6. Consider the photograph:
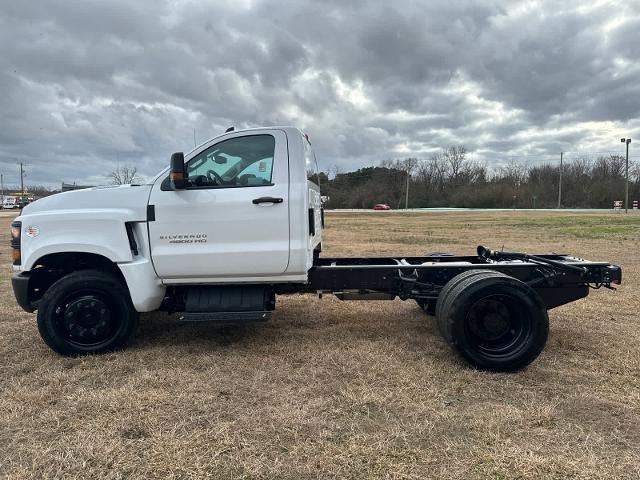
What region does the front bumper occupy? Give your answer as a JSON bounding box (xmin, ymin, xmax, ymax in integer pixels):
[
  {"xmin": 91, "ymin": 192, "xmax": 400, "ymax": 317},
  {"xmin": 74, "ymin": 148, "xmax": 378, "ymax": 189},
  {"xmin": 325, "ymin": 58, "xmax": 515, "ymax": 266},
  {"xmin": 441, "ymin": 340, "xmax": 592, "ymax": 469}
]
[{"xmin": 12, "ymin": 272, "xmax": 35, "ymax": 313}]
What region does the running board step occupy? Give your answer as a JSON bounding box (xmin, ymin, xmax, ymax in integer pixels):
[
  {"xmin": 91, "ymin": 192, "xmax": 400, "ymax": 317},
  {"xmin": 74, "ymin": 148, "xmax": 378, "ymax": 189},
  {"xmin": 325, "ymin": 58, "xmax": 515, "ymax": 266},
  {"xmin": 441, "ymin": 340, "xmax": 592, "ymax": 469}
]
[{"xmin": 179, "ymin": 311, "xmax": 272, "ymax": 323}]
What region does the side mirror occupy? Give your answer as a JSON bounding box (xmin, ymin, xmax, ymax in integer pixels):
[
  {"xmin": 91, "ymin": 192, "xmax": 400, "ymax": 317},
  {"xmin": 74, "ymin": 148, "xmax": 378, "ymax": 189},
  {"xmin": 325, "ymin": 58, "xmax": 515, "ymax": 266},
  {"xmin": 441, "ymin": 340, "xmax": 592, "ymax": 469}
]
[{"xmin": 169, "ymin": 152, "xmax": 186, "ymax": 190}]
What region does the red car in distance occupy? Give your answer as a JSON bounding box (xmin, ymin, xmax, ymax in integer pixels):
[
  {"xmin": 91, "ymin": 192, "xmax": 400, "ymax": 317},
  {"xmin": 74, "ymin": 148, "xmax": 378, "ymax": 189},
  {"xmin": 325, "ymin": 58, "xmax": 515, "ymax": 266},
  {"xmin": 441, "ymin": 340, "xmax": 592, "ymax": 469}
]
[{"xmin": 373, "ymin": 204, "xmax": 391, "ymax": 210}]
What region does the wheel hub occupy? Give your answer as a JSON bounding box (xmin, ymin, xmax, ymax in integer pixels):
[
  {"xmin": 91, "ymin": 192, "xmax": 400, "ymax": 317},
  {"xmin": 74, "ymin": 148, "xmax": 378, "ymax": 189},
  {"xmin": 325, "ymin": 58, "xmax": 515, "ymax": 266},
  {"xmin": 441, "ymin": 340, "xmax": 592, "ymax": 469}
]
[
  {"xmin": 466, "ymin": 295, "xmax": 528, "ymax": 356},
  {"xmin": 63, "ymin": 296, "xmax": 111, "ymax": 342},
  {"xmin": 469, "ymin": 299, "xmax": 511, "ymax": 341}
]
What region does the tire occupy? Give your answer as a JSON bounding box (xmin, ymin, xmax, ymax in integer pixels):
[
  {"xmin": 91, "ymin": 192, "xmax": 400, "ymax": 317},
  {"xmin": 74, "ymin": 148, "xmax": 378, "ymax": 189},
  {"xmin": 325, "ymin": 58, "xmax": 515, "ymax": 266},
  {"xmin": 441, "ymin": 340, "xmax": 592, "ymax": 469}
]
[
  {"xmin": 437, "ymin": 273, "xmax": 548, "ymax": 372},
  {"xmin": 435, "ymin": 270, "xmax": 506, "ymax": 336},
  {"xmin": 37, "ymin": 270, "xmax": 138, "ymax": 356}
]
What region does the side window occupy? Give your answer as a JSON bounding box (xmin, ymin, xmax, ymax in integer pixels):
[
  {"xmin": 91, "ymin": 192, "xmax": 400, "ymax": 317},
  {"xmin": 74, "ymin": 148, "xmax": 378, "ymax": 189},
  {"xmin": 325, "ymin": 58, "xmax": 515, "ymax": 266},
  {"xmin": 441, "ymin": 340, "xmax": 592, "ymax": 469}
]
[
  {"xmin": 185, "ymin": 134, "xmax": 275, "ymax": 188},
  {"xmin": 304, "ymin": 137, "xmax": 320, "ymax": 187}
]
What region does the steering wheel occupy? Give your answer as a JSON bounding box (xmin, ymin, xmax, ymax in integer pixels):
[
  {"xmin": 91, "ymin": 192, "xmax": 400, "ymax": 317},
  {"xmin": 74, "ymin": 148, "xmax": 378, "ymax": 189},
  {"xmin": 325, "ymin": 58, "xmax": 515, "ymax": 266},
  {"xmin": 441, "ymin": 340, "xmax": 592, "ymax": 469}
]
[{"xmin": 206, "ymin": 170, "xmax": 224, "ymax": 185}]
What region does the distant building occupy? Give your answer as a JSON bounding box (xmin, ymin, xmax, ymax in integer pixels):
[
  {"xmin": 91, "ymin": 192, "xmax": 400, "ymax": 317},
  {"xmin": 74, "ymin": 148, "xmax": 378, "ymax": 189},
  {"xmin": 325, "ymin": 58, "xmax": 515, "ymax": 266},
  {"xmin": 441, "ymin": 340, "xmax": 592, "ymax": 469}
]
[{"xmin": 61, "ymin": 182, "xmax": 94, "ymax": 192}]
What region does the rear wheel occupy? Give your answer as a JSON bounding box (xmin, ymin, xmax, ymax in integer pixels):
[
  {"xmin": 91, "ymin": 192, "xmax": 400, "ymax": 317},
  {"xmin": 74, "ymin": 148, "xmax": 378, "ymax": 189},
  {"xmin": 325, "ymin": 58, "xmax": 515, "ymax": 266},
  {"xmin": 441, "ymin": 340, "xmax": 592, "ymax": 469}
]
[
  {"xmin": 37, "ymin": 270, "xmax": 138, "ymax": 356},
  {"xmin": 436, "ymin": 270, "xmax": 506, "ymax": 338},
  {"xmin": 437, "ymin": 273, "xmax": 548, "ymax": 372}
]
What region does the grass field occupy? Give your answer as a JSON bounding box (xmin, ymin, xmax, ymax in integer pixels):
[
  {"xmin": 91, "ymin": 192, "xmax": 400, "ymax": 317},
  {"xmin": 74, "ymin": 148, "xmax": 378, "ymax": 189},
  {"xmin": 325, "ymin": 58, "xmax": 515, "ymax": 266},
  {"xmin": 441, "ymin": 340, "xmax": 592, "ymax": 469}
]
[{"xmin": 1, "ymin": 211, "xmax": 639, "ymax": 479}]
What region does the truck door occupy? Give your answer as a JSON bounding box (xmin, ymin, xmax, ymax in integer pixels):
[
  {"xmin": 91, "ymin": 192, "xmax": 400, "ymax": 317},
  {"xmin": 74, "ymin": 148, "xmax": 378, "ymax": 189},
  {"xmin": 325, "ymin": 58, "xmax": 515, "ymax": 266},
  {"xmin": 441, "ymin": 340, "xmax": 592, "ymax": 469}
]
[{"xmin": 148, "ymin": 130, "xmax": 289, "ymax": 280}]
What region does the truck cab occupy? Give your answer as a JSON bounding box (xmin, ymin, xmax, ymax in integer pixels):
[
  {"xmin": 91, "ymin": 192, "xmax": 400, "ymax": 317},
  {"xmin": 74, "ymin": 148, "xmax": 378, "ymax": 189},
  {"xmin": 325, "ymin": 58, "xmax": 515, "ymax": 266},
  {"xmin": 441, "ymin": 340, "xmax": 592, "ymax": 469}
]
[
  {"xmin": 12, "ymin": 127, "xmax": 322, "ymax": 352},
  {"xmin": 148, "ymin": 127, "xmax": 321, "ymax": 283}
]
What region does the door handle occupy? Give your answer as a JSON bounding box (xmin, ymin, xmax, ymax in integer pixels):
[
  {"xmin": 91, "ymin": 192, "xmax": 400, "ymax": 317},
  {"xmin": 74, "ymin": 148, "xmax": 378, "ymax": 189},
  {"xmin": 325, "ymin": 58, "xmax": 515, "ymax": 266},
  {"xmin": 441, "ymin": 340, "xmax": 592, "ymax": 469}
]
[{"xmin": 252, "ymin": 196, "xmax": 283, "ymax": 204}]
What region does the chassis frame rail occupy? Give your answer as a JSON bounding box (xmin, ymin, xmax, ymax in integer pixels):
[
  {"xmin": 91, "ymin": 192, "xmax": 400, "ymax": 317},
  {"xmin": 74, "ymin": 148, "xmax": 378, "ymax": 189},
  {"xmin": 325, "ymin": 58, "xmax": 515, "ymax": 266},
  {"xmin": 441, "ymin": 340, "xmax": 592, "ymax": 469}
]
[{"xmin": 306, "ymin": 245, "xmax": 621, "ymax": 309}]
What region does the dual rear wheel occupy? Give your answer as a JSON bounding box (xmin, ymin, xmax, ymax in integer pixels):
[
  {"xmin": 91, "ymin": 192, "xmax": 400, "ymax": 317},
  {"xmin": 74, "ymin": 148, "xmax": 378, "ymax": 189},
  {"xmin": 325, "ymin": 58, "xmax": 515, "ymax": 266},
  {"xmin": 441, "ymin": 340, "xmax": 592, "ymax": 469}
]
[{"xmin": 422, "ymin": 270, "xmax": 549, "ymax": 372}]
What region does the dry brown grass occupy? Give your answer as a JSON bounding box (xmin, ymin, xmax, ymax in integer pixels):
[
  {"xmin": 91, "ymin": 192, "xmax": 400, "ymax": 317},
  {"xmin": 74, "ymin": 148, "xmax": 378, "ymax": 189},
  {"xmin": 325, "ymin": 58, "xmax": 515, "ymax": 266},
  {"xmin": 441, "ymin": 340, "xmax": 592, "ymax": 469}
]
[{"xmin": 1, "ymin": 210, "xmax": 639, "ymax": 479}]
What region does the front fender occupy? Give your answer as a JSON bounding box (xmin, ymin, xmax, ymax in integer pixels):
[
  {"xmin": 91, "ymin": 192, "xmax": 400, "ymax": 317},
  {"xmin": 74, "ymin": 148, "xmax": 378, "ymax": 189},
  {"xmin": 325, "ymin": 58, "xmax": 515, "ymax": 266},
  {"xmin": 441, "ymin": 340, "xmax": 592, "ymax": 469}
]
[{"xmin": 18, "ymin": 209, "xmax": 140, "ymax": 270}]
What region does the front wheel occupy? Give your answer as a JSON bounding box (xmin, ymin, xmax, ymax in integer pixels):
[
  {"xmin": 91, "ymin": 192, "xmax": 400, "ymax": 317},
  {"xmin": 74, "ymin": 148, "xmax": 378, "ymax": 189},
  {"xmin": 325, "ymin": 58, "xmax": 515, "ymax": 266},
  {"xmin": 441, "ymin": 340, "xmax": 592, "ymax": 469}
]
[{"xmin": 37, "ymin": 270, "xmax": 138, "ymax": 356}]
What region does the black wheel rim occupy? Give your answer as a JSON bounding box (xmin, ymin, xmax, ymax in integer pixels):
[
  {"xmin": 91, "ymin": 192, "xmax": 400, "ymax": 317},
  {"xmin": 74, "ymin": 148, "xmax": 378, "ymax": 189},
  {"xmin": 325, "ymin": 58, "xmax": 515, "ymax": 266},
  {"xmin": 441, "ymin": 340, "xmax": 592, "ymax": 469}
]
[
  {"xmin": 53, "ymin": 289, "xmax": 125, "ymax": 349},
  {"xmin": 464, "ymin": 294, "xmax": 532, "ymax": 358}
]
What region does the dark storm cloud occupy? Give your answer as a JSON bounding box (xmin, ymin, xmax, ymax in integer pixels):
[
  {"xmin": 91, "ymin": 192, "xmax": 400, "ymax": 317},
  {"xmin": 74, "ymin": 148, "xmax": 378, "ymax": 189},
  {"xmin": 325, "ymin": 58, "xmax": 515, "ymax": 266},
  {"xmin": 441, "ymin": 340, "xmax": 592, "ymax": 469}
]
[{"xmin": 0, "ymin": 0, "xmax": 638, "ymax": 187}]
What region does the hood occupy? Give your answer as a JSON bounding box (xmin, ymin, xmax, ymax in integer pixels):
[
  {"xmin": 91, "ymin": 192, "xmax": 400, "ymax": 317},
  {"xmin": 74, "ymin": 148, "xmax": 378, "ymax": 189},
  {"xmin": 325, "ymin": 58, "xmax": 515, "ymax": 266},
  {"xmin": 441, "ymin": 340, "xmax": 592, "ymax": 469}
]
[{"xmin": 21, "ymin": 184, "xmax": 153, "ymax": 220}]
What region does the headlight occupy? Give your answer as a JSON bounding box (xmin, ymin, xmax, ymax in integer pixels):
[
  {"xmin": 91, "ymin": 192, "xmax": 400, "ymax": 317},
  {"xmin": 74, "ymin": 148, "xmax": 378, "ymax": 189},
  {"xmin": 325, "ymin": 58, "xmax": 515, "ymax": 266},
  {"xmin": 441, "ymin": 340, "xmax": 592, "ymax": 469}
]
[{"xmin": 10, "ymin": 221, "xmax": 21, "ymax": 265}]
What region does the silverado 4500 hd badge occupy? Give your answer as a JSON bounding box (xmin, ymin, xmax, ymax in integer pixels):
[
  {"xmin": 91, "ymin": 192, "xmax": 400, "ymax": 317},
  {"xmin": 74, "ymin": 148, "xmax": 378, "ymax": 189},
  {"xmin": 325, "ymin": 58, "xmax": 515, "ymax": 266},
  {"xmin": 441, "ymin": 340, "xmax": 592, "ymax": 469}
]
[{"xmin": 159, "ymin": 233, "xmax": 207, "ymax": 244}]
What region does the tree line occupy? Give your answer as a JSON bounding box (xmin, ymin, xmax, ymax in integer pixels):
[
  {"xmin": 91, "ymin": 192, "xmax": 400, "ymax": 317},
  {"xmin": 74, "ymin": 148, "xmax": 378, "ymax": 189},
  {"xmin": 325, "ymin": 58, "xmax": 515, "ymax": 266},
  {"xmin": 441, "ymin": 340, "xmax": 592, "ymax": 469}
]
[
  {"xmin": 320, "ymin": 147, "xmax": 640, "ymax": 209},
  {"xmin": 10, "ymin": 151, "xmax": 639, "ymax": 209}
]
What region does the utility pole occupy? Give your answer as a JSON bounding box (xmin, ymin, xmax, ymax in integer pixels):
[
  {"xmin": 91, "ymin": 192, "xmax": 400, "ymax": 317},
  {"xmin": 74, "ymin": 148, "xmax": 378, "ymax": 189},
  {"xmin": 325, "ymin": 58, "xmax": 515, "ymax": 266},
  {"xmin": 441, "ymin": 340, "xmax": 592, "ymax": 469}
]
[
  {"xmin": 621, "ymin": 138, "xmax": 631, "ymax": 213},
  {"xmin": 19, "ymin": 162, "xmax": 25, "ymax": 203},
  {"xmin": 1, "ymin": 173, "xmax": 4, "ymax": 201},
  {"xmin": 193, "ymin": 129, "xmax": 197, "ymax": 148},
  {"xmin": 405, "ymin": 169, "xmax": 409, "ymax": 209},
  {"xmin": 557, "ymin": 151, "xmax": 563, "ymax": 208}
]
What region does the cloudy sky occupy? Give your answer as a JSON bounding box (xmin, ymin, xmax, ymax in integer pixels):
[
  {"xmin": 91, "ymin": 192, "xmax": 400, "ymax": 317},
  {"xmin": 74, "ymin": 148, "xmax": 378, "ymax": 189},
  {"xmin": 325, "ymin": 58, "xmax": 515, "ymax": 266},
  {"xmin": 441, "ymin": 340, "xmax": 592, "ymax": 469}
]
[{"xmin": 1, "ymin": 0, "xmax": 639, "ymax": 187}]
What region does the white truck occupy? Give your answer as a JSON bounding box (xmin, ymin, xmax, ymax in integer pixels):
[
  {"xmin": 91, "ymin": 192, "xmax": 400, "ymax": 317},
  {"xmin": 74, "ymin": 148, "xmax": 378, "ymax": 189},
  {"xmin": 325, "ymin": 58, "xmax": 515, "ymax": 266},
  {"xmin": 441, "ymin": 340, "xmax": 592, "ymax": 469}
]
[
  {"xmin": 11, "ymin": 126, "xmax": 621, "ymax": 371},
  {"xmin": 3, "ymin": 197, "xmax": 18, "ymax": 209}
]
